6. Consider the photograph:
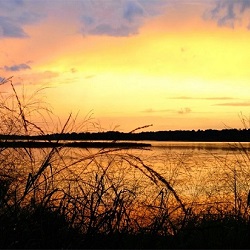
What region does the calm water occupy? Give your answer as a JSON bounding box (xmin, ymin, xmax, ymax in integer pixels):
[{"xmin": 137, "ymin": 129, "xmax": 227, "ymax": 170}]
[
  {"xmin": 111, "ymin": 141, "xmax": 250, "ymax": 209},
  {"xmin": 61, "ymin": 141, "xmax": 250, "ymax": 207},
  {"xmin": 11, "ymin": 141, "xmax": 250, "ymax": 212}
]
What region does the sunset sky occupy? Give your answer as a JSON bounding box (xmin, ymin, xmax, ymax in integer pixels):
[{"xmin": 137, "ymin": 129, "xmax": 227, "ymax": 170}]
[{"xmin": 1, "ymin": 0, "xmax": 250, "ymax": 132}]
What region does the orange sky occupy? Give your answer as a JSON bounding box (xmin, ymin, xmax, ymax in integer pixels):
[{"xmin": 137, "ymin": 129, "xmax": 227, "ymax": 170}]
[{"xmin": 1, "ymin": 0, "xmax": 250, "ymax": 133}]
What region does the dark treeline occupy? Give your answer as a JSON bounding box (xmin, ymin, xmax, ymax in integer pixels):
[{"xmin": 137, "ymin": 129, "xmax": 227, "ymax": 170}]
[{"xmin": 1, "ymin": 128, "xmax": 250, "ymax": 142}]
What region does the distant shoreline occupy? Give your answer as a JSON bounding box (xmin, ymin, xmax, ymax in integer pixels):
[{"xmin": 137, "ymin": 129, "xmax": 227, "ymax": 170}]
[
  {"xmin": 0, "ymin": 141, "xmax": 151, "ymax": 148},
  {"xmin": 0, "ymin": 128, "xmax": 250, "ymax": 142}
]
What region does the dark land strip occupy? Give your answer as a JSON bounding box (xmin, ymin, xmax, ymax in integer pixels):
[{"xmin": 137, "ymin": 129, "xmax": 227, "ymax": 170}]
[
  {"xmin": 1, "ymin": 128, "xmax": 250, "ymax": 142},
  {"xmin": 0, "ymin": 141, "xmax": 151, "ymax": 148}
]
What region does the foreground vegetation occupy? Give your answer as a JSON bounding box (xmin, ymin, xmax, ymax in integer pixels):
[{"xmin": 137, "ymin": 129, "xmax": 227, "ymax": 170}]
[{"xmin": 0, "ymin": 77, "xmax": 250, "ymax": 248}]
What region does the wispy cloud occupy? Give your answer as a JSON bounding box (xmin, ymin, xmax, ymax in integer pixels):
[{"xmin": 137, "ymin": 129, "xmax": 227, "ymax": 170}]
[
  {"xmin": 142, "ymin": 107, "xmax": 192, "ymax": 115},
  {"xmin": 142, "ymin": 108, "xmax": 174, "ymax": 113},
  {"xmin": 169, "ymin": 96, "xmax": 235, "ymax": 100},
  {"xmin": 87, "ymin": 23, "xmax": 139, "ymax": 37},
  {"xmin": 2, "ymin": 63, "xmax": 31, "ymax": 71},
  {"xmin": 0, "ymin": 0, "xmax": 45, "ymax": 38},
  {"xmin": 203, "ymin": 97, "xmax": 236, "ymax": 100},
  {"xmin": 12, "ymin": 70, "xmax": 60, "ymax": 85},
  {"xmin": 80, "ymin": 0, "xmax": 169, "ymax": 37},
  {"xmin": 0, "ymin": 16, "xmax": 28, "ymax": 38},
  {"xmin": 204, "ymin": 0, "xmax": 250, "ymax": 29},
  {"xmin": 214, "ymin": 101, "xmax": 250, "ymax": 106},
  {"xmin": 123, "ymin": 1, "xmax": 144, "ymax": 22}
]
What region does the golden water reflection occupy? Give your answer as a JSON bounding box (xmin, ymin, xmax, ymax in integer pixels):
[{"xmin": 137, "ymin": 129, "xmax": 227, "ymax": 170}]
[{"xmin": 3, "ymin": 141, "xmax": 250, "ymax": 230}]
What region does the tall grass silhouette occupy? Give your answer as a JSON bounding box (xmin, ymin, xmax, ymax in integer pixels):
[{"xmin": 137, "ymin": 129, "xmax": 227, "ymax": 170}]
[{"xmin": 0, "ymin": 77, "xmax": 250, "ymax": 248}]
